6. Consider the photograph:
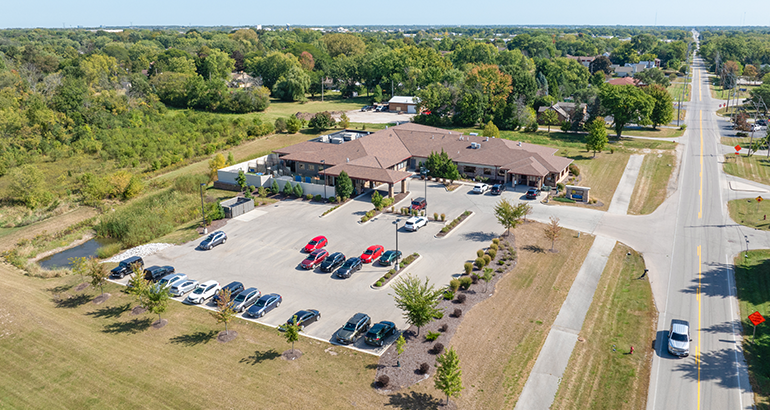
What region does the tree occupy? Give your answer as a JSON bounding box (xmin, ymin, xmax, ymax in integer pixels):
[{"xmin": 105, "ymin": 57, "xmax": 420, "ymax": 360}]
[
  {"xmin": 434, "ymin": 347, "xmax": 464, "ymax": 405},
  {"xmin": 283, "ymin": 181, "xmax": 294, "ymax": 196},
  {"xmin": 293, "ymin": 182, "xmax": 304, "ymax": 198},
  {"xmin": 274, "ymin": 118, "xmax": 287, "ymax": 133},
  {"xmin": 338, "ymin": 113, "xmax": 350, "ymax": 129},
  {"xmin": 323, "ymin": 34, "xmax": 365, "ymax": 58},
  {"xmin": 208, "ymin": 153, "xmax": 226, "ymax": 182},
  {"xmin": 286, "ymin": 115, "xmax": 302, "ymax": 133},
  {"xmin": 335, "ymin": 171, "xmax": 353, "ymax": 200},
  {"xmin": 464, "ymin": 64, "xmax": 513, "ymax": 120},
  {"xmin": 585, "ymin": 117, "xmax": 608, "ymax": 157},
  {"xmin": 271, "ymin": 179, "xmax": 280, "ymax": 195},
  {"xmin": 483, "ymin": 121, "xmax": 500, "ymax": 138},
  {"xmin": 236, "ymin": 170, "xmax": 247, "ymax": 193},
  {"xmin": 482, "ymin": 267, "xmax": 494, "ymax": 292},
  {"xmin": 391, "ymin": 274, "xmax": 443, "ymax": 336},
  {"xmin": 199, "ymin": 49, "xmax": 234, "ymax": 81},
  {"xmin": 540, "ymin": 109, "xmax": 559, "ymax": 133},
  {"xmin": 598, "ymin": 84, "xmax": 654, "ymax": 137},
  {"xmin": 372, "ymin": 85, "xmax": 383, "ymax": 104},
  {"xmin": 424, "ymin": 149, "xmax": 459, "ymax": 182},
  {"xmin": 634, "ymin": 68, "xmax": 670, "ymax": 87},
  {"xmin": 395, "ymin": 334, "xmax": 406, "ymax": 367},
  {"xmin": 543, "ymin": 216, "xmax": 562, "ymax": 252},
  {"xmin": 371, "ymin": 191, "xmax": 383, "ymax": 209},
  {"xmin": 144, "ymin": 283, "xmax": 171, "ymax": 324},
  {"xmin": 494, "ymin": 199, "xmax": 530, "ymax": 236},
  {"xmin": 589, "ymin": 55, "xmax": 613, "ymax": 75},
  {"xmin": 272, "ymin": 65, "xmax": 310, "ymax": 102},
  {"xmin": 126, "ymin": 263, "xmax": 150, "ymax": 308},
  {"xmin": 7, "ymin": 164, "xmax": 52, "ymax": 209},
  {"xmin": 299, "ymin": 51, "xmax": 315, "ymax": 71},
  {"xmin": 281, "ymin": 315, "xmax": 301, "ymax": 353},
  {"xmin": 87, "ymin": 257, "xmax": 109, "ymax": 296},
  {"xmin": 644, "ymin": 84, "xmax": 674, "ymax": 129},
  {"xmin": 210, "ymin": 288, "xmax": 237, "ymax": 336},
  {"xmin": 309, "ymin": 111, "xmax": 336, "ymax": 131},
  {"xmin": 69, "ymin": 256, "xmax": 89, "ymax": 283}
]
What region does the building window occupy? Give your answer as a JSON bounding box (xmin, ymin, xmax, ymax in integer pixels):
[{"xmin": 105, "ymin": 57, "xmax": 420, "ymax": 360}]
[
  {"xmin": 463, "ymin": 166, "xmax": 476, "ymax": 174},
  {"xmin": 298, "ymin": 163, "xmax": 305, "ymax": 171},
  {"xmin": 483, "ymin": 168, "xmax": 492, "ymax": 175}
]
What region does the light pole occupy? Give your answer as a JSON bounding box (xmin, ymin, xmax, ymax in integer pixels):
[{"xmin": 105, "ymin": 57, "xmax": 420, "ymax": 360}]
[
  {"xmin": 421, "ymin": 168, "xmax": 429, "ymax": 217},
  {"xmin": 321, "ymin": 159, "xmax": 327, "ymax": 199},
  {"xmin": 393, "ymin": 218, "xmax": 401, "ymax": 268},
  {"xmin": 200, "ymin": 183, "xmax": 207, "ymax": 235}
]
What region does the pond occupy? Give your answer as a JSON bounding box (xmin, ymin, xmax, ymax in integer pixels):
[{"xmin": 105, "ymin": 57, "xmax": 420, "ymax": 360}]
[{"xmin": 38, "ymin": 237, "xmax": 117, "ymax": 270}]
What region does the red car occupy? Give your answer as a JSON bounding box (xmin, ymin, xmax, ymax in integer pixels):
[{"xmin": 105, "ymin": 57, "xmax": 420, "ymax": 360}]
[
  {"xmin": 360, "ymin": 245, "xmax": 384, "ymax": 263},
  {"xmin": 301, "ymin": 249, "xmax": 329, "ymax": 269},
  {"xmin": 303, "ymin": 236, "xmax": 328, "ymax": 253}
]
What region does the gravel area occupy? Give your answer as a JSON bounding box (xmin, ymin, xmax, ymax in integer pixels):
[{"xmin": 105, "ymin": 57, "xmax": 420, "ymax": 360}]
[
  {"xmin": 374, "ymin": 235, "xmax": 517, "ymax": 391},
  {"xmin": 103, "ymin": 243, "xmax": 175, "ymax": 263}
]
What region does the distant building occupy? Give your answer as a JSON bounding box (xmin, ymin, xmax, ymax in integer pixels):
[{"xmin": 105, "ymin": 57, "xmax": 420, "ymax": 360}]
[{"xmin": 388, "ymin": 96, "xmax": 420, "ymax": 114}]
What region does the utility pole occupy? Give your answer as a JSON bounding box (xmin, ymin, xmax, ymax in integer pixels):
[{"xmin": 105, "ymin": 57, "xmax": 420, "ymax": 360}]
[{"xmin": 321, "ymin": 76, "xmax": 324, "ymax": 102}]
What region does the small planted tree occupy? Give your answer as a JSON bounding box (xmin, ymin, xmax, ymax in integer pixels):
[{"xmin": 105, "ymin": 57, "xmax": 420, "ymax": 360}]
[
  {"xmin": 283, "ymin": 181, "xmax": 294, "ymax": 196},
  {"xmin": 69, "ymin": 256, "xmax": 88, "ymax": 283},
  {"xmin": 87, "ymin": 257, "xmax": 109, "ymax": 296},
  {"xmin": 236, "ymin": 170, "xmax": 247, "ymax": 193},
  {"xmin": 396, "ymin": 334, "xmax": 406, "ymax": 367},
  {"xmin": 144, "ymin": 283, "xmax": 171, "ymax": 325},
  {"xmin": 335, "ymin": 170, "xmax": 353, "ymax": 200},
  {"xmin": 271, "ymin": 179, "xmax": 280, "ymax": 195},
  {"xmin": 210, "ymin": 288, "xmax": 237, "ymax": 337},
  {"xmin": 541, "ymin": 109, "xmax": 559, "ymax": 133},
  {"xmin": 482, "ymin": 267, "xmax": 494, "ymax": 292},
  {"xmin": 371, "ymin": 191, "xmax": 383, "ymax": 209},
  {"xmin": 435, "ymin": 347, "xmax": 464, "ymax": 405},
  {"xmin": 282, "ymin": 315, "xmax": 301, "ymax": 354},
  {"xmin": 126, "ymin": 263, "xmax": 150, "ymax": 307},
  {"xmin": 338, "ymin": 112, "xmax": 350, "ymax": 129},
  {"xmin": 494, "ymin": 199, "xmax": 530, "ymax": 236},
  {"xmin": 391, "ymin": 274, "xmax": 443, "ymax": 335},
  {"xmin": 585, "ymin": 117, "xmax": 608, "ymax": 157},
  {"xmin": 544, "ymin": 216, "xmax": 562, "ymax": 252},
  {"xmin": 293, "ymin": 182, "xmax": 304, "ymax": 198}
]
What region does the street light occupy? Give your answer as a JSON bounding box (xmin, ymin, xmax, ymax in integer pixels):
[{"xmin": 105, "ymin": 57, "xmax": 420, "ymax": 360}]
[
  {"xmin": 321, "ymin": 159, "xmax": 327, "ymax": 199},
  {"xmin": 200, "ymin": 183, "xmax": 207, "ymax": 235},
  {"xmin": 421, "ymin": 167, "xmax": 429, "ymax": 217},
  {"xmin": 393, "ymin": 218, "xmax": 401, "ymax": 268}
]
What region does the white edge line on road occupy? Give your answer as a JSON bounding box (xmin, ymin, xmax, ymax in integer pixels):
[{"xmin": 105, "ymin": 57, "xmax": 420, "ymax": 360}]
[{"xmin": 726, "ymin": 253, "xmax": 744, "ymax": 410}]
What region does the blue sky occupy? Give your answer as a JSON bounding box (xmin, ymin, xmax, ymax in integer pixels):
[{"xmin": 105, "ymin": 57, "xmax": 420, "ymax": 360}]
[{"xmin": 2, "ymin": 0, "xmax": 768, "ymax": 29}]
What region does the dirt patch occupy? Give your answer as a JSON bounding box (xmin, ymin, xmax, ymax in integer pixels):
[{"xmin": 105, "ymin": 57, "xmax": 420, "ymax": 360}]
[
  {"xmin": 282, "ymin": 349, "xmax": 303, "ymax": 360},
  {"xmin": 197, "ymin": 219, "xmax": 227, "ymax": 235},
  {"xmin": 375, "ymin": 235, "xmax": 517, "ymax": 390},
  {"xmin": 217, "ymin": 330, "xmax": 238, "ymax": 343},
  {"xmin": 151, "ymin": 319, "xmax": 168, "ymax": 329},
  {"xmin": 75, "ymin": 283, "xmax": 90, "ymax": 292},
  {"xmin": 130, "ymin": 306, "xmax": 147, "ymax": 316},
  {"xmin": 295, "ymin": 111, "xmax": 345, "ymax": 121},
  {"xmin": 92, "ymin": 293, "xmax": 111, "ymax": 305}
]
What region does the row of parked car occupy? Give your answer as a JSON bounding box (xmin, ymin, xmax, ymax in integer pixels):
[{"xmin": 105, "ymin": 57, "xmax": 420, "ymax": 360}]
[
  {"xmin": 300, "ymin": 236, "xmax": 403, "ymax": 278},
  {"xmin": 472, "ymin": 183, "xmax": 540, "ymax": 199}
]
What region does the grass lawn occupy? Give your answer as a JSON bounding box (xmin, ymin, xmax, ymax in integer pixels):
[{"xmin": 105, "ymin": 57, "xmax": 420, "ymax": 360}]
[
  {"xmin": 711, "ymin": 84, "xmax": 756, "ymax": 100},
  {"xmin": 608, "ymin": 126, "xmax": 685, "ymax": 139},
  {"xmin": 734, "ymin": 250, "xmax": 770, "ymax": 410},
  {"xmin": 0, "ymin": 207, "xmax": 97, "ymax": 253},
  {"xmin": 627, "ymin": 151, "xmax": 676, "ymax": 215},
  {"xmin": 436, "ymin": 222, "xmax": 595, "ymax": 409},
  {"xmin": 227, "ymin": 93, "xmax": 370, "ymax": 124},
  {"xmin": 551, "ymin": 243, "xmax": 656, "ymax": 410},
  {"xmin": 724, "ymin": 154, "xmax": 770, "ymax": 187},
  {"xmin": 668, "ymin": 81, "xmax": 692, "ymax": 102},
  {"xmin": 728, "ymin": 197, "xmax": 770, "ymax": 230},
  {"xmin": 0, "ymin": 263, "xmax": 403, "ymax": 409}
]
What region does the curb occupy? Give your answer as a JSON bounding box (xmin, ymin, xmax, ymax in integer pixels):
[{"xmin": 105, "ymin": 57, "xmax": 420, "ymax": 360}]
[
  {"xmin": 370, "ymin": 255, "xmax": 423, "ymax": 290},
  {"xmin": 434, "ymin": 211, "xmax": 474, "ymax": 239}
]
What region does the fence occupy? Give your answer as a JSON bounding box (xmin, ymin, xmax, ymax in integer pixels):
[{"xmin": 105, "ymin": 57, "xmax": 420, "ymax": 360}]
[{"xmin": 221, "ymin": 197, "xmax": 255, "ymax": 218}]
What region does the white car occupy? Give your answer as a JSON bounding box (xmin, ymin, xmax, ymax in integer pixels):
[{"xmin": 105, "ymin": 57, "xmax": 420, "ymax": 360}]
[
  {"xmin": 185, "ymin": 280, "xmax": 220, "ymax": 304},
  {"xmin": 668, "ymin": 319, "xmax": 691, "ymax": 357},
  {"xmin": 157, "ymin": 273, "xmax": 187, "ymax": 290},
  {"xmin": 472, "ymin": 183, "xmax": 489, "ymax": 194},
  {"xmin": 404, "ymin": 216, "xmax": 428, "ymax": 231},
  {"xmin": 170, "ymin": 279, "xmax": 199, "ymax": 297}
]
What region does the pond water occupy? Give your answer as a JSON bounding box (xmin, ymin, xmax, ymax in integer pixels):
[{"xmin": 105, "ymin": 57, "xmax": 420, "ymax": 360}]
[{"xmin": 38, "ymin": 237, "xmax": 117, "ymax": 270}]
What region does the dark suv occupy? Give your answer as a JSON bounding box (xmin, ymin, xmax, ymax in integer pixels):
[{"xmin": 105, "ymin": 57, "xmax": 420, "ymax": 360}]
[
  {"xmin": 335, "ymin": 313, "xmax": 371, "ymax": 344},
  {"xmin": 320, "ymin": 252, "xmax": 346, "ymax": 272},
  {"xmin": 212, "ymin": 281, "xmax": 245, "ymax": 304},
  {"xmin": 143, "ymin": 265, "xmax": 175, "ymax": 282},
  {"xmin": 410, "ymin": 197, "xmax": 427, "ymax": 211},
  {"xmin": 110, "ymin": 256, "xmax": 144, "ymax": 279},
  {"xmin": 490, "ymin": 184, "xmax": 505, "ymax": 195}
]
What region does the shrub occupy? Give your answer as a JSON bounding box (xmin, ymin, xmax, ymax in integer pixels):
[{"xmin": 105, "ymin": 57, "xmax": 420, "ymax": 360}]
[
  {"xmin": 487, "ymin": 248, "xmax": 497, "ymax": 259},
  {"xmin": 433, "ymin": 311, "xmax": 444, "ymax": 319},
  {"xmin": 498, "ymin": 259, "xmax": 506, "ymax": 265},
  {"xmin": 441, "ymin": 227, "xmax": 448, "ymax": 233},
  {"xmin": 274, "ymin": 118, "xmax": 287, "ymax": 133},
  {"xmin": 610, "ymin": 148, "xmax": 614, "ymax": 154},
  {"xmin": 477, "ymin": 249, "xmax": 484, "ymax": 258},
  {"xmin": 434, "ymin": 212, "xmax": 439, "ymax": 221},
  {"xmin": 492, "ymin": 238, "xmax": 500, "ymax": 245},
  {"xmin": 96, "ymin": 242, "xmax": 123, "ymax": 259},
  {"xmin": 258, "ymin": 187, "xmax": 268, "ymax": 197},
  {"xmin": 443, "ymin": 290, "xmax": 455, "ymax": 300},
  {"xmin": 384, "ymin": 273, "xmax": 392, "ymax": 279},
  {"xmin": 474, "ymin": 257, "xmax": 485, "ymax": 270},
  {"xmin": 389, "ymin": 269, "xmax": 396, "ymax": 275},
  {"xmin": 451, "ymin": 308, "xmax": 462, "ymax": 318},
  {"xmin": 489, "ymin": 243, "xmax": 498, "ymax": 251},
  {"xmin": 483, "ymin": 255, "xmax": 492, "ymax": 265},
  {"xmin": 305, "ymin": 194, "xmax": 313, "ymax": 200},
  {"xmin": 377, "ymin": 375, "xmax": 390, "ymax": 388},
  {"xmin": 459, "ymin": 276, "xmax": 472, "ymax": 289},
  {"xmin": 375, "ymin": 280, "xmax": 383, "ymax": 287},
  {"xmin": 426, "ymin": 331, "xmax": 440, "ymax": 341},
  {"xmin": 455, "ymin": 293, "xmax": 467, "ymax": 304},
  {"xmin": 419, "ymin": 363, "xmax": 430, "ymax": 374},
  {"xmin": 569, "ymin": 164, "xmax": 580, "ymax": 176},
  {"xmin": 470, "ymin": 274, "xmax": 479, "ymax": 284},
  {"xmin": 282, "ymin": 181, "xmax": 293, "ymax": 196},
  {"xmin": 432, "ymin": 343, "xmax": 445, "ymax": 354},
  {"xmin": 313, "ymin": 194, "xmax": 323, "ymax": 202},
  {"xmin": 294, "ymin": 183, "xmax": 304, "ymax": 198},
  {"xmin": 449, "ymin": 278, "xmax": 461, "ymax": 292},
  {"xmin": 557, "ymin": 182, "xmax": 565, "ymax": 192},
  {"xmin": 438, "ymin": 324, "xmax": 448, "ymax": 332},
  {"xmin": 441, "ymin": 213, "xmax": 446, "ymax": 221},
  {"xmin": 361, "ymin": 216, "xmax": 369, "ymax": 223},
  {"xmin": 464, "ymin": 263, "xmax": 473, "ymax": 275}
]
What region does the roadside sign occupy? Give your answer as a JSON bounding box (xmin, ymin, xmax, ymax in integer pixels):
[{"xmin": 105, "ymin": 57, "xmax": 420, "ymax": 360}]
[
  {"xmin": 735, "ymin": 145, "xmax": 742, "ymax": 151},
  {"xmin": 749, "ymin": 311, "xmax": 765, "ymax": 326},
  {"xmin": 758, "ymin": 196, "xmax": 764, "ymax": 203}
]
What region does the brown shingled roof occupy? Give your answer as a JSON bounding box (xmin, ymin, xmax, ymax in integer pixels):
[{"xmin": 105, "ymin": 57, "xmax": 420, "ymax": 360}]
[{"xmin": 320, "ymin": 164, "xmax": 412, "ymax": 184}]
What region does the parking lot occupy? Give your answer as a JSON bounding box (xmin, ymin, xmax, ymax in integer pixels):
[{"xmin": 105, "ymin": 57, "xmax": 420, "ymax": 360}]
[{"xmin": 114, "ymin": 178, "xmax": 539, "ymax": 355}]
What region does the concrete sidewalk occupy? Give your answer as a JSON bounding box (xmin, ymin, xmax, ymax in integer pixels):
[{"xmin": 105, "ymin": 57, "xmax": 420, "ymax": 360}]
[
  {"xmin": 514, "ymin": 235, "xmax": 616, "ymax": 410},
  {"xmin": 607, "ymin": 154, "xmax": 644, "ymax": 215}
]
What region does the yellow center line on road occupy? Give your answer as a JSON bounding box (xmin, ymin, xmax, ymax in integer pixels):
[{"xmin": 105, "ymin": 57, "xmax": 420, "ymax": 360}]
[
  {"xmin": 697, "ymin": 245, "xmax": 702, "ymax": 410},
  {"xmin": 699, "ymin": 110, "xmax": 703, "ymax": 219}
]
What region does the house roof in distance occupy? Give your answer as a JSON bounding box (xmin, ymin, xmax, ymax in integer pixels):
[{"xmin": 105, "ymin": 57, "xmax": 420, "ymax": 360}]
[{"xmin": 388, "ymin": 96, "xmax": 419, "ymax": 104}]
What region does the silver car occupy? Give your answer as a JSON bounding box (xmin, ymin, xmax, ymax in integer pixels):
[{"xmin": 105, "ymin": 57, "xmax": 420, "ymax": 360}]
[
  {"xmin": 668, "ymin": 319, "xmax": 691, "ymax": 357},
  {"xmin": 158, "ymin": 273, "xmax": 188, "ymax": 290},
  {"xmin": 231, "ymin": 287, "xmax": 261, "ymax": 312},
  {"xmin": 170, "ymin": 279, "xmax": 199, "ymax": 297}
]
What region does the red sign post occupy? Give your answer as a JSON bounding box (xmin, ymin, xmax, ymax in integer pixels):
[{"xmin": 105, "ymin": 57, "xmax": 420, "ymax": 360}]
[{"xmin": 749, "ymin": 311, "xmax": 765, "ymax": 342}]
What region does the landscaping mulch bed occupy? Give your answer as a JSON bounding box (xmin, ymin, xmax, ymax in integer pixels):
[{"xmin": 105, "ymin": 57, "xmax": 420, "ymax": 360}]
[
  {"xmin": 130, "ymin": 306, "xmax": 147, "ymax": 316},
  {"xmin": 217, "ymin": 330, "xmax": 238, "ymax": 343},
  {"xmin": 372, "ymin": 253, "xmax": 420, "ymax": 288},
  {"xmin": 151, "ymin": 319, "xmax": 168, "ymax": 329},
  {"xmin": 282, "ymin": 349, "xmax": 303, "ymax": 361},
  {"xmin": 374, "ymin": 235, "xmax": 518, "ymax": 391},
  {"xmin": 74, "ymin": 283, "xmax": 90, "ymax": 292},
  {"xmin": 92, "ymin": 293, "xmax": 111, "ymax": 305},
  {"xmin": 197, "ymin": 219, "xmax": 227, "ymax": 235},
  {"xmin": 435, "ymin": 211, "xmax": 472, "ymax": 238},
  {"xmin": 360, "ymin": 191, "xmax": 410, "ymax": 223}
]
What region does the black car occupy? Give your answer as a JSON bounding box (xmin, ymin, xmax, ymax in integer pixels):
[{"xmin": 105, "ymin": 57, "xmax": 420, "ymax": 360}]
[
  {"xmin": 525, "ymin": 188, "xmax": 539, "ymax": 199},
  {"xmin": 143, "ymin": 265, "xmax": 175, "ymax": 282},
  {"xmin": 282, "ymin": 309, "xmax": 321, "ymax": 331},
  {"xmin": 336, "ymin": 257, "xmax": 363, "ymax": 278},
  {"xmin": 336, "ymin": 313, "xmax": 371, "ymax": 344},
  {"xmin": 490, "ymin": 184, "xmax": 506, "ymax": 195},
  {"xmin": 365, "ymin": 321, "xmax": 397, "ymax": 346},
  {"xmin": 199, "ymin": 231, "xmax": 227, "ymax": 250},
  {"xmin": 758, "ymin": 119, "xmax": 768, "ymax": 126},
  {"xmin": 245, "ymin": 293, "xmax": 282, "ymax": 318},
  {"xmin": 378, "ymin": 250, "xmax": 402, "ymax": 266},
  {"xmin": 320, "ymin": 252, "xmax": 346, "ymax": 273},
  {"xmin": 212, "ymin": 281, "xmax": 245, "ymax": 304},
  {"xmin": 110, "ymin": 256, "xmax": 144, "ymax": 279}
]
